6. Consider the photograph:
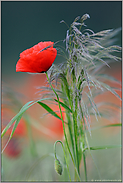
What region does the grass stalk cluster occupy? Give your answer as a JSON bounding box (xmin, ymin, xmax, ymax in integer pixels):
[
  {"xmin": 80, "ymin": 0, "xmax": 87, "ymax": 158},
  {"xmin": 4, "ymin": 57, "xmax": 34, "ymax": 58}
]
[{"xmin": 1, "ymin": 14, "xmax": 121, "ymax": 181}]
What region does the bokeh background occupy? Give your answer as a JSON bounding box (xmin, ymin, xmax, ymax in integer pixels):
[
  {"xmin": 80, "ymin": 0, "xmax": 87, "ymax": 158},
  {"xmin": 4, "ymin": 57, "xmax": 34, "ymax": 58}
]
[{"xmin": 1, "ymin": 1, "xmax": 122, "ymax": 181}]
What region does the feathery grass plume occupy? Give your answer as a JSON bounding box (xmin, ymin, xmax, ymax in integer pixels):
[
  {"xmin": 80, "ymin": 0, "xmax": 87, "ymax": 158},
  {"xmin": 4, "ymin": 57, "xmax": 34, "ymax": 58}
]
[{"xmin": 45, "ymin": 14, "xmax": 121, "ymax": 135}]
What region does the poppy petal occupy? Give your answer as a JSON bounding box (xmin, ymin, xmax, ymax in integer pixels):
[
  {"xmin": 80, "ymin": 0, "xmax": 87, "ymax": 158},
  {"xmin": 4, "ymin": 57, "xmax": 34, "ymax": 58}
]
[{"xmin": 16, "ymin": 41, "xmax": 57, "ymax": 73}]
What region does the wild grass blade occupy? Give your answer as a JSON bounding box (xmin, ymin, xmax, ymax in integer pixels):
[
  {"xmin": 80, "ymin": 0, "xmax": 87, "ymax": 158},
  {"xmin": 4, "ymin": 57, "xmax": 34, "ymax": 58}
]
[
  {"xmin": 54, "ymin": 99, "xmax": 72, "ymax": 113},
  {"xmin": 37, "ymin": 101, "xmax": 62, "ymax": 120},
  {"xmin": 1, "ymin": 98, "xmax": 52, "ymax": 138},
  {"xmin": 84, "ymin": 145, "xmax": 121, "ymax": 151},
  {"xmin": 2, "ymin": 114, "xmax": 23, "ymax": 153},
  {"xmin": 91, "ymin": 123, "xmax": 122, "ymax": 131}
]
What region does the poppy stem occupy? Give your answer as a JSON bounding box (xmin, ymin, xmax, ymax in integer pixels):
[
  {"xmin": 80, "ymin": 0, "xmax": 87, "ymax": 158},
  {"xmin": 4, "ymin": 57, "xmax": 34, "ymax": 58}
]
[
  {"xmin": 54, "ymin": 140, "xmax": 71, "ymax": 181},
  {"xmin": 45, "ymin": 71, "xmax": 81, "ymax": 181}
]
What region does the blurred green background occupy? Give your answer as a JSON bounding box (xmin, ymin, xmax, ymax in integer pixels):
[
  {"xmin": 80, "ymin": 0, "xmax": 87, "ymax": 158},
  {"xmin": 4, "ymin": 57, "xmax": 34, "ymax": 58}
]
[{"xmin": 1, "ymin": 1, "xmax": 122, "ymax": 182}]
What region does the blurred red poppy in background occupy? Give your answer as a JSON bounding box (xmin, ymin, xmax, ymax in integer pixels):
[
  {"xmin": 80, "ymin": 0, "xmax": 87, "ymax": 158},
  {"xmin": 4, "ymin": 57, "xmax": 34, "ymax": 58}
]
[
  {"xmin": 2, "ymin": 117, "xmax": 27, "ymax": 158},
  {"xmin": 16, "ymin": 41, "xmax": 57, "ymax": 73}
]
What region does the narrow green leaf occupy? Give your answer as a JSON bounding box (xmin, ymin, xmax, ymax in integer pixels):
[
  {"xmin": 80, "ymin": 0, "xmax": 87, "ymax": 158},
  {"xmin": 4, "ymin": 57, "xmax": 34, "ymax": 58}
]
[
  {"xmin": 2, "ymin": 114, "xmax": 23, "ymax": 153},
  {"xmin": 54, "ymin": 99, "xmax": 72, "ymax": 113},
  {"xmin": 37, "ymin": 101, "xmax": 61, "ymax": 120},
  {"xmin": 103, "ymin": 123, "xmax": 122, "ymax": 128},
  {"xmin": 1, "ymin": 101, "xmax": 33, "ymax": 137},
  {"xmin": 1, "ymin": 98, "xmax": 52, "ymax": 138},
  {"xmin": 84, "ymin": 145, "xmax": 121, "ymax": 151},
  {"xmin": 91, "ymin": 123, "xmax": 122, "ymax": 131},
  {"xmin": 60, "ymin": 73, "xmax": 71, "ymax": 100},
  {"xmin": 10, "ymin": 115, "xmax": 23, "ymax": 139}
]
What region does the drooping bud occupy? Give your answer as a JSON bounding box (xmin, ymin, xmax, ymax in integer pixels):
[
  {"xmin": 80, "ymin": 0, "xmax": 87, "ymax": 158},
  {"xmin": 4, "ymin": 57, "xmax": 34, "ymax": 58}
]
[{"xmin": 54, "ymin": 158, "xmax": 63, "ymax": 175}]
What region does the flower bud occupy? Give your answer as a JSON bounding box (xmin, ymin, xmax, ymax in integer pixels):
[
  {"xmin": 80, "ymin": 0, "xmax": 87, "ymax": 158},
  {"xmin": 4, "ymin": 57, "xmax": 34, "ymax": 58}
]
[{"xmin": 55, "ymin": 158, "xmax": 63, "ymax": 175}]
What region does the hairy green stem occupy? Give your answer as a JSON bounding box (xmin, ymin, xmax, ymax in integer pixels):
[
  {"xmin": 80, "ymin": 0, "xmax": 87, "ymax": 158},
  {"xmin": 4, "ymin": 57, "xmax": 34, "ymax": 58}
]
[
  {"xmin": 61, "ymin": 80, "xmax": 76, "ymax": 173},
  {"xmin": 54, "ymin": 140, "xmax": 71, "ymax": 181},
  {"xmin": 72, "ymin": 108, "xmax": 79, "ymax": 175},
  {"xmin": 61, "ymin": 70, "xmax": 80, "ymax": 177},
  {"xmin": 71, "ymin": 69, "xmax": 80, "ymax": 175},
  {"xmin": 46, "ymin": 72, "xmax": 70, "ymax": 158},
  {"xmin": 46, "ymin": 72, "xmax": 81, "ymax": 181},
  {"xmin": 61, "ymin": 82, "xmax": 76, "ymax": 164}
]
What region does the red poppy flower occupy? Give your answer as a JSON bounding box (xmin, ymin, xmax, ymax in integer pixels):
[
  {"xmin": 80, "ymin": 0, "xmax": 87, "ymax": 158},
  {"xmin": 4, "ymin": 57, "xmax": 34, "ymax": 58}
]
[{"xmin": 16, "ymin": 41, "xmax": 57, "ymax": 73}]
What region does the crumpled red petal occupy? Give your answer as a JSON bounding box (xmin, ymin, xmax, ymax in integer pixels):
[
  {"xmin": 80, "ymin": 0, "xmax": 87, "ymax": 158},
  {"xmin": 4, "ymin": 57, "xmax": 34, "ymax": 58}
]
[{"xmin": 16, "ymin": 41, "xmax": 57, "ymax": 73}]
